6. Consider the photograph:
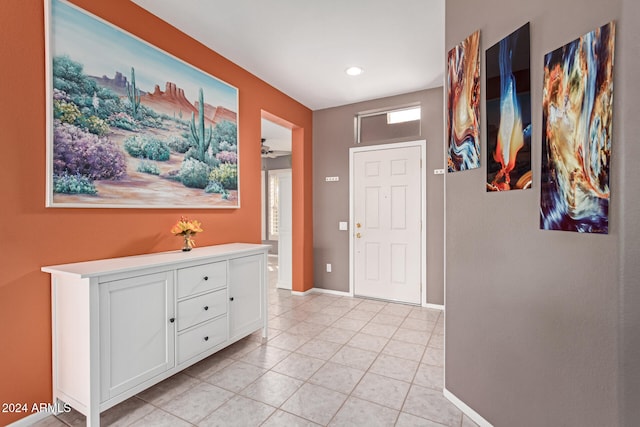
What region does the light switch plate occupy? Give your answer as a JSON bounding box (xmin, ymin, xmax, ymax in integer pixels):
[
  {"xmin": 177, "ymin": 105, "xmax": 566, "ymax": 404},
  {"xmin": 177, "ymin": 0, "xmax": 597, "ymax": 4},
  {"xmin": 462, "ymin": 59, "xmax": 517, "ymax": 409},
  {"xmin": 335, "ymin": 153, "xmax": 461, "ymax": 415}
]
[{"xmin": 339, "ymin": 222, "xmax": 348, "ymax": 231}]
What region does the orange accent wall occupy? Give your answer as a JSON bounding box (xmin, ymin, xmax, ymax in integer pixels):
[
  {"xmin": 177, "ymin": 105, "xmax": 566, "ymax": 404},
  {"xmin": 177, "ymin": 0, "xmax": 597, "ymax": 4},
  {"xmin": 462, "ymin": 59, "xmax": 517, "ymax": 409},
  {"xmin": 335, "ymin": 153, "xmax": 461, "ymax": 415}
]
[{"xmin": 0, "ymin": 0, "xmax": 313, "ymax": 424}]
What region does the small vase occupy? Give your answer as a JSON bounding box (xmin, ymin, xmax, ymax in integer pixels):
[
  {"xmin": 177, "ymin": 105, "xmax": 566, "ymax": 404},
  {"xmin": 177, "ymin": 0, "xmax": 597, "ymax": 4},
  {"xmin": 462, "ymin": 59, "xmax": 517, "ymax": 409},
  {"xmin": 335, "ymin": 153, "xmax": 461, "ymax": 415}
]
[{"xmin": 182, "ymin": 234, "xmax": 193, "ymax": 252}]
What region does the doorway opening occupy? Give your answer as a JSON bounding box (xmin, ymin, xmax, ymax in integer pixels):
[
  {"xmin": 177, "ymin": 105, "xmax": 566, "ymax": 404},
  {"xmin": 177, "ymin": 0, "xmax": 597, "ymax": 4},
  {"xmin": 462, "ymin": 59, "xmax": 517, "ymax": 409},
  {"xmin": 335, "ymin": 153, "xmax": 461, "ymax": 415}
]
[{"xmin": 261, "ymin": 117, "xmax": 292, "ymax": 290}]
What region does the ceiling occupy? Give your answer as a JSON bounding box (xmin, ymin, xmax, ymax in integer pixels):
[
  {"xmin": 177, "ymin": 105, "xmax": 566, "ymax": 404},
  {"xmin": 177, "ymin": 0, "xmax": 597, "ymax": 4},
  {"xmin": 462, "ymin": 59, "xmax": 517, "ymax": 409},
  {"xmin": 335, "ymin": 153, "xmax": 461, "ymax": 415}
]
[
  {"xmin": 131, "ymin": 0, "xmax": 445, "ymax": 112},
  {"xmin": 261, "ymin": 118, "xmax": 292, "ymax": 155}
]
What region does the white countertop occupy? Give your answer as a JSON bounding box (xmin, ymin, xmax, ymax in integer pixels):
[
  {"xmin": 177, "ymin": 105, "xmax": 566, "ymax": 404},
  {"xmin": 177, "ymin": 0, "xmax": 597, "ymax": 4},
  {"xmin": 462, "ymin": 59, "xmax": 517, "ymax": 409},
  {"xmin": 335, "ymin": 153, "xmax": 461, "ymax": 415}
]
[{"xmin": 42, "ymin": 243, "xmax": 270, "ymax": 278}]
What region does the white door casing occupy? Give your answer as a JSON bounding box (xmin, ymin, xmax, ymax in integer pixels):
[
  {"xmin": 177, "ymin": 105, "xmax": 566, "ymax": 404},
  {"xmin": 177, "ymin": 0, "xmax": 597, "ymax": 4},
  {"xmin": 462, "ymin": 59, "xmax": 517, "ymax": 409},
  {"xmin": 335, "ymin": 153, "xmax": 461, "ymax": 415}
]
[
  {"xmin": 261, "ymin": 170, "xmax": 266, "ymax": 241},
  {"xmin": 350, "ymin": 141, "xmax": 426, "ymax": 305},
  {"xmin": 276, "ymin": 169, "xmax": 292, "ymax": 290}
]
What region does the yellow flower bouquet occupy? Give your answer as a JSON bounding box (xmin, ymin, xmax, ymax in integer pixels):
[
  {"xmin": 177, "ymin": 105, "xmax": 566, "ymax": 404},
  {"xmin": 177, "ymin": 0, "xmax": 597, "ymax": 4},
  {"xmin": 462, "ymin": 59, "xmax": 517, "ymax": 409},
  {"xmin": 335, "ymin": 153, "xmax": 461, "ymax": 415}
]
[{"xmin": 171, "ymin": 216, "xmax": 203, "ymax": 251}]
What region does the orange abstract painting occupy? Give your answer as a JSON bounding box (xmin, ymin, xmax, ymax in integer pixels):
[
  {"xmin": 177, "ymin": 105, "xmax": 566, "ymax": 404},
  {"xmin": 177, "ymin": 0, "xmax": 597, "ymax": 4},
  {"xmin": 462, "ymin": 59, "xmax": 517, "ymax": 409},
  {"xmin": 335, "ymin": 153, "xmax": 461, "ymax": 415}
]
[{"xmin": 447, "ymin": 30, "xmax": 481, "ymax": 173}]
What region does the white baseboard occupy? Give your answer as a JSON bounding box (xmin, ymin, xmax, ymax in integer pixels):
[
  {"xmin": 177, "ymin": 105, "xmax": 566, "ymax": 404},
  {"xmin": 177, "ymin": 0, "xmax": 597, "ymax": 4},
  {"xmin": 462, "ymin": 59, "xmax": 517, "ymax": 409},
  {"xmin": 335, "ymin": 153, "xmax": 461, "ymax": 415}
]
[
  {"xmin": 424, "ymin": 302, "xmax": 444, "ymax": 310},
  {"xmin": 293, "ymin": 287, "xmax": 435, "ymax": 301},
  {"xmin": 290, "ymin": 287, "xmax": 352, "ymax": 297},
  {"xmin": 311, "ymin": 288, "xmax": 351, "ymax": 297},
  {"xmin": 443, "ymin": 388, "xmax": 493, "ymax": 427},
  {"xmin": 7, "ymin": 411, "xmax": 50, "ymax": 427}
]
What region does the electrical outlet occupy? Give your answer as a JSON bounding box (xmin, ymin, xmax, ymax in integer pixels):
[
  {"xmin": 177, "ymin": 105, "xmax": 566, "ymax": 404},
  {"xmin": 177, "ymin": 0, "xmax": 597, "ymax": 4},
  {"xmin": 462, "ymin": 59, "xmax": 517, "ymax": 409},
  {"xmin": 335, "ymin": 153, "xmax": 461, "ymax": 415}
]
[
  {"xmin": 326, "ymin": 263, "xmax": 332, "ymax": 273},
  {"xmin": 325, "ymin": 176, "xmax": 339, "ymax": 182},
  {"xmin": 433, "ymin": 169, "xmax": 445, "ymax": 175}
]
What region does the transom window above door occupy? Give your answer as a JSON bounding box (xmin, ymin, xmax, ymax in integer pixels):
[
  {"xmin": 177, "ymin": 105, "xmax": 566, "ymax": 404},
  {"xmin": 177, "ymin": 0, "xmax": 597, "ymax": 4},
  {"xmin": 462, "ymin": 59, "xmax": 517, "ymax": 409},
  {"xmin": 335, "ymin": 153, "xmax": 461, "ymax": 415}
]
[{"xmin": 355, "ymin": 105, "xmax": 421, "ymax": 144}]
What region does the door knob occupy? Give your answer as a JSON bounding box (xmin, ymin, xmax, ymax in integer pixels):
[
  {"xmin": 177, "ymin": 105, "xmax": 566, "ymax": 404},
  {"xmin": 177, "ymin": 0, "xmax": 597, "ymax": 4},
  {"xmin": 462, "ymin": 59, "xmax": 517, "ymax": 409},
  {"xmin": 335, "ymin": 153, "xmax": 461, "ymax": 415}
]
[
  {"xmin": 356, "ymin": 232, "xmax": 362, "ymax": 238},
  {"xmin": 356, "ymin": 223, "xmax": 362, "ymax": 228}
]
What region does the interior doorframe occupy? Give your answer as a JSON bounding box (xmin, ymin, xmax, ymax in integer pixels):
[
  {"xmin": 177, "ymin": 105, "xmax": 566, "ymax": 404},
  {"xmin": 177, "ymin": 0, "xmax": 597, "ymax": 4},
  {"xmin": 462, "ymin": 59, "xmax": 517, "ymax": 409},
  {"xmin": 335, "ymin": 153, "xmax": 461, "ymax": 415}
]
[
  {"xmin": 349, "ymin": 139, "xmax": 428, "ymax": 306},
  {"xmin": 269, "ymin": 168, "xmax": 293, "ymax": 290},
  {"xmin": 261, "ymin": 170, "xmax": 266, "ymax": 241}
]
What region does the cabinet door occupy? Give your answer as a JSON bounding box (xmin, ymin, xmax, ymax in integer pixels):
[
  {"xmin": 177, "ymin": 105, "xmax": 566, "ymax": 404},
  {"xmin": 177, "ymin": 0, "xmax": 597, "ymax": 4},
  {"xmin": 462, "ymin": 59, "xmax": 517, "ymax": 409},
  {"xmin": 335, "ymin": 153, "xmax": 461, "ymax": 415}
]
[
  {"xmin": 100, "ymin": 272, "xmax": 175, "ymax": 400},
  {"xmin": 228, "ymin": 254, "xmax": 265, "ymax": 341}
]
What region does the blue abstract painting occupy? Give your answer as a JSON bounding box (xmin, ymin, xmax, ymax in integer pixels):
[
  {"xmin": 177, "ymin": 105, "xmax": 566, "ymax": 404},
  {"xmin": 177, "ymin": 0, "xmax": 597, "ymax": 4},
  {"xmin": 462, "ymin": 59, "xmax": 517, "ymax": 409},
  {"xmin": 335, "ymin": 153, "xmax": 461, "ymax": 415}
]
[
  {"xmin": 540, "ymin": 22, "xmax": 615, "ymax": 233},
  {"xmin": 485, "ymin": 23, "xmax": 531, "ymax": 191}
]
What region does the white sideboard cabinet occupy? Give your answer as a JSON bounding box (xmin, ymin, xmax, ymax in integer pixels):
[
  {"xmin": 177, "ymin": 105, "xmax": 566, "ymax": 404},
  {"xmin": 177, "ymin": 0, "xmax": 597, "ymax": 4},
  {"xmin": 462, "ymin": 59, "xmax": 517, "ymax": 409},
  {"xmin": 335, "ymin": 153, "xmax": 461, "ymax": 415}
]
[{"xmin": 42, "ymin": 243, "xmax": 269, "ymax": 427}]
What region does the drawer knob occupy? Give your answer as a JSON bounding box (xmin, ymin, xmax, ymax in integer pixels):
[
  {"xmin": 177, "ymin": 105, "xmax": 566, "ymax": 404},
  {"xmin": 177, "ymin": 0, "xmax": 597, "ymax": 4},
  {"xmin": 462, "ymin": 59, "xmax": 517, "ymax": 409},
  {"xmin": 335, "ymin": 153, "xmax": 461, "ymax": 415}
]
[
  {"xmin": 204, "ymin": 276, "xmax": 209, "ymax": 281},
  {"xmin": 204, "ymin": 305, "xmax": 209, "ymax": 311},
  {"xmin": 169, "ymin": 317, "xmax": 175, "ymax": 323},
  {"xmin": 204, "ymin": 336, "xmax": 209, "ymax": 341},
  {"xmin": 229, "ymin": 297, "xmax": 234, "ymax": 301}
]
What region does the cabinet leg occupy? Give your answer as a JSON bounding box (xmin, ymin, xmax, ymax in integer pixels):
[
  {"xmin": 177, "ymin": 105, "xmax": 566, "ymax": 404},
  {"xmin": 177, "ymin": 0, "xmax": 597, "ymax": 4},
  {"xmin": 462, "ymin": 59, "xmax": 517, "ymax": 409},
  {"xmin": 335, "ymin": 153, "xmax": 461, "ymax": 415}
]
[
  {"xmin": 86, "ymin": 397, "xmax": 101, "ymax": 427},
  {"xmin": 87, "ymin": 409, "xmax": 100, "ymax": 427}
]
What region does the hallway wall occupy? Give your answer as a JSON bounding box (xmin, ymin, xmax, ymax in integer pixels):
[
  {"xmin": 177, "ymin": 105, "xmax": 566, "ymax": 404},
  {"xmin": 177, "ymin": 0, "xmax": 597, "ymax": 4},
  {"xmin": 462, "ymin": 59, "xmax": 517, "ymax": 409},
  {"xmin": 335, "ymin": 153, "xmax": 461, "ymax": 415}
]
[
  {"xmin": 444, "ymin": 0, "xmax": 635, "ymax": 425},
  {"xmin": 313, "ymin": 88, "xmax": 445, "ymax": 305},
  {"xmin": 0, "ymin": 1, "xmax": 312, "ymax": 424}
]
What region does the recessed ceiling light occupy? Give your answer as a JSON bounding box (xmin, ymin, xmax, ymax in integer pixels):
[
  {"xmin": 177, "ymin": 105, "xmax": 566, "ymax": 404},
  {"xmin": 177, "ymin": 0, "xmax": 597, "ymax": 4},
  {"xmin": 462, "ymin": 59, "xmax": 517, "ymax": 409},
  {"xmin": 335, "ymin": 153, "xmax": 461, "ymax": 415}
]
[{"xmin": 345, "ymin": 66, "xmax": 364, "ymax": 76}]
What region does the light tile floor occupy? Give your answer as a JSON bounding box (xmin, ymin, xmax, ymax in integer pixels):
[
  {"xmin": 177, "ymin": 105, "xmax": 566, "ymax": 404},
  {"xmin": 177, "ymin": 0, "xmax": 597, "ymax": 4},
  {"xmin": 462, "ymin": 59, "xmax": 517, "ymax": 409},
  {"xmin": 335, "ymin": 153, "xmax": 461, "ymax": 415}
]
[{"xmin": 34, "ymin": 258, "xmax": 478, "ymax": 427}]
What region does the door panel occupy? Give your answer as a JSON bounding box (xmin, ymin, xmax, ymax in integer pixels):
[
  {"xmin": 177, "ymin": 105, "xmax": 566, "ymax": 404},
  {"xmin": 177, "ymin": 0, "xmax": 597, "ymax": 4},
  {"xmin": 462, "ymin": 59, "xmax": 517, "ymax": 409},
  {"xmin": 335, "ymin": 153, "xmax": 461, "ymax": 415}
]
[
  {"xmin": 391, "ymin": 243, "xmax": 407, "ymax": 283},
  {"xmin": 354, "ymin": 145, "xmax": 422, "ymax": 304},
  {"xmin": 365, "ymin": 242, "xmax": 381, "ymax": 281},
  {"xmin": 100, "ymin": 272, "xmax": 174, "ymax": 400},
  {"xmin": 391, "ymin": 186, "xmax": 407, "ymax": 229},
  {"xmin": 365, "ymin": 186, "xmax": 381, "ymax": 228},
  {"xmin": 229, "ymin": 254, "xmax": 264, "ymax": 341}
]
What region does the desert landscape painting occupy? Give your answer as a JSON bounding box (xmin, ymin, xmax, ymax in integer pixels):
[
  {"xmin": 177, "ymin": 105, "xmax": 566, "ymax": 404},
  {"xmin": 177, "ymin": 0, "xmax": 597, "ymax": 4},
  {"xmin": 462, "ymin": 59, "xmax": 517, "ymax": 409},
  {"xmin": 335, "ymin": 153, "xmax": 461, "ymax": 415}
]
[{"xmin": 47, "ymin": 0, "xmax": 239, "ymax": 208}]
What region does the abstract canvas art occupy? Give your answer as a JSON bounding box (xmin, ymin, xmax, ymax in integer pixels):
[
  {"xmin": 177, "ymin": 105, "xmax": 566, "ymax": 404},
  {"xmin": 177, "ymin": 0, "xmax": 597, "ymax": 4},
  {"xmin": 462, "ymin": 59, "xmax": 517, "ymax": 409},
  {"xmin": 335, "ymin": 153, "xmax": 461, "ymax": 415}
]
[
  {"xmin": 46, "ymin": 0, "xmax": 239, "ymax": 208},
  {"xmin": 486, "ymin": 23, "xmax": 531, "ymax": 191},
  {"xmin": 540, "ymin": 21, "xmax": 616, "ymax": 233},
  {"xmin": 447, "ymin": 30, "xmax": 481, "ymax": 173}
]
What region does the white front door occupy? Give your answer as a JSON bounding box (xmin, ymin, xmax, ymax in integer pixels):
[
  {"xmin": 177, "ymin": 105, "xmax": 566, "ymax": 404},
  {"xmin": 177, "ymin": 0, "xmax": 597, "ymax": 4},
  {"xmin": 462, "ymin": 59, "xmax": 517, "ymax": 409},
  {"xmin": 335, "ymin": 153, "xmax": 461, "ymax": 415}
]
[{"xmin": 352, "ymin": 144, "xmax": 423, "ymax": 304}]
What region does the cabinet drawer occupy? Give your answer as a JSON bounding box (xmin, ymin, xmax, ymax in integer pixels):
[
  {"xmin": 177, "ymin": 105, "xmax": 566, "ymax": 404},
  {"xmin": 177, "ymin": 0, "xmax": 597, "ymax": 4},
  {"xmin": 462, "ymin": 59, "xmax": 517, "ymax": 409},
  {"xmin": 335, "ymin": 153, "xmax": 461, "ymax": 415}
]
[
  {"xmin": 177, "ymin": 289, "xmax": 227, "ymax": 332},
  {"xmin": 177, "ymin": 316, "xmax": 227, "ymax": 364},
  {"xmin": 177, "ymin": 261, "xmax": 226, "ymax": 298}
]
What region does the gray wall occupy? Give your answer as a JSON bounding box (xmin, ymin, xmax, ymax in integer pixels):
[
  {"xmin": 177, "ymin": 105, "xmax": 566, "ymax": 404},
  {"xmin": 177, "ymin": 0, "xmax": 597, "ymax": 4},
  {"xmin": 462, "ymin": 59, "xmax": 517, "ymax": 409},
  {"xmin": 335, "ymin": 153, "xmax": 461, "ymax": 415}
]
[
  {"xmin": 445, "ymin": 0, "xmax": 639, "ymax": 426},
  {"xmin": 313, "ymin": 88, "xmax": 445, "ymax": 304},
  {"xmin": 618, "ymin": 0, "xmax": 640, "ymax": 423}
]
